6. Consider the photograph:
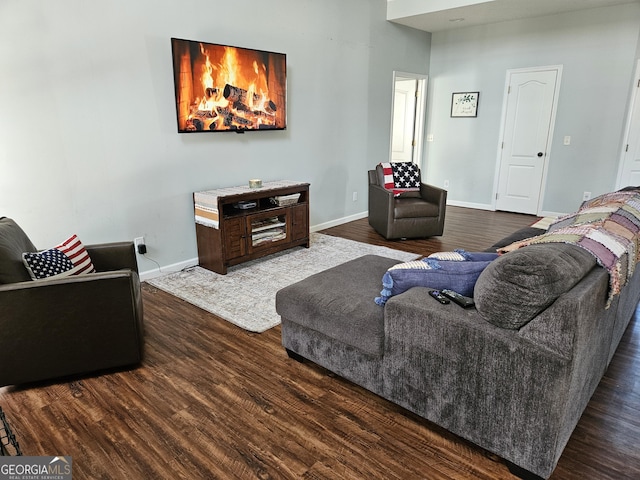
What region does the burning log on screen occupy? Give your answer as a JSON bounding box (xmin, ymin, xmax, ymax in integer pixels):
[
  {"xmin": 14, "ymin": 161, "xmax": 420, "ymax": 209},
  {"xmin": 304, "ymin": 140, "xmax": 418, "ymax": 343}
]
[
  {"xmin": 233, "ymin": 101, "xmax": 250, "ymax": 113},
  {"xmin": 223, "ymin": 84, "xmax": 277, "ymax": 114},
  {"xmin": 205, "ymin": 87, "xmax": 220, "ymax": 100},
  {"xmin": 229, "ymin": 101, "xmax": 274, "ymax": 120},
  {"xmin": 184, "ymin": 108, "xmax": 218, "ymax": 131},
  {"xmin": 216, "ymin": 106, "xmax": 254, "ymax": 129},
  {"xmin": 224, "ymin": 84, "xmax": 253, "ymax": 104},
  {"xmin": 194, "ymin": 83, "xmax": 279, "ymax": 130},
  {"xmin": 185, "ymin": 119, "xmax": 201, "ymax": 131},
  {"xmin": 263, "ymin": 100, "xmax": 276, "ymax": 114},
  {"xmin": 194, "ymin": 110, "xmax": 217, "ymax": 119}
]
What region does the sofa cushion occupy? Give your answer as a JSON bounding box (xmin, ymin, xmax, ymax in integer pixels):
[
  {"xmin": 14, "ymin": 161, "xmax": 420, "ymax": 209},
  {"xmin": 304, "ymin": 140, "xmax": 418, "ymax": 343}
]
[
  {"xmin": 22, "ymin": 234, "xmax": 96, "ymax": 280},
  {"xmin": 394, "ymin": 198, "xmax": 440, "ymax": 219},
  {"xmin": 0, "ymin": 217, "xmax": 37, "ymax": 284},
  {"xmin": 276, "ymin": 254, "xmax": 399, "ymax": 356},
  {"xmin": 375, "ymin": 257, "xmax": 495, "ymax": 306},
  {"xmin": 474, "ymin": 243, "xmax": 597, "ymax": 329}
]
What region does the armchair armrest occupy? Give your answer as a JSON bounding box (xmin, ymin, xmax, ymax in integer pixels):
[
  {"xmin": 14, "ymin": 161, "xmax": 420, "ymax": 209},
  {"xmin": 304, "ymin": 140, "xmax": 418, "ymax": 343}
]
[
  {"xmin": 87, "ymin": 241, "xmax": 138, "ymax": 274},
  {"xmin": 368, "ymin": 183, "xmax": 396, "ymax": 237},
  {"xmin": 369, "ymin": 183, "xmax": 395, "ymax": 213},
  {"xmin": 420, "ymin": 183, "xmax": 447, "ymax": 209}
]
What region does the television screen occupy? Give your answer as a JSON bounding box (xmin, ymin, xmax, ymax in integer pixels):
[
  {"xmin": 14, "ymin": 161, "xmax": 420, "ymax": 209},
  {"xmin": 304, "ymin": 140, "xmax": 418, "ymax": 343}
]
[{"xmin": 171, "ymin": 38, "xmax": 287, "ymax": 133}]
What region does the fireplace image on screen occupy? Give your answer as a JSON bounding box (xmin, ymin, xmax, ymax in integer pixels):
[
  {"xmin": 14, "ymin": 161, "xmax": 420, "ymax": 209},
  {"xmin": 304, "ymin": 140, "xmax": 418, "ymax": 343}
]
[{"xmin": 171, "ymin": 37, "xmax": 287, "ymax": 133}]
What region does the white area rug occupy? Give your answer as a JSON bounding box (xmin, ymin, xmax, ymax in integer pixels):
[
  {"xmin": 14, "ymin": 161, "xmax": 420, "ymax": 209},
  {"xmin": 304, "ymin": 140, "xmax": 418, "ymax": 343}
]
[{"xmin": 147, "ymin": 233, "xmax": 419, "ymax": 333}]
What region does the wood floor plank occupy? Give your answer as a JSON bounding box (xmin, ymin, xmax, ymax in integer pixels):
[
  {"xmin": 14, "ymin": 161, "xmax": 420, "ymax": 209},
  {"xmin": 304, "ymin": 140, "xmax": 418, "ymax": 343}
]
[{"xmin": 0, "ymin": 206, "xmax": 638, "ymax": 479}]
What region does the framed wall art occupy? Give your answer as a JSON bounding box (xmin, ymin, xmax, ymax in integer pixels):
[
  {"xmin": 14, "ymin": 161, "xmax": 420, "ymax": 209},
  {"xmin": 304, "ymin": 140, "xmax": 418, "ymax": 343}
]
[{"xmin": 451, "ymin": 92, "xmax": 479, "ymax": 117}]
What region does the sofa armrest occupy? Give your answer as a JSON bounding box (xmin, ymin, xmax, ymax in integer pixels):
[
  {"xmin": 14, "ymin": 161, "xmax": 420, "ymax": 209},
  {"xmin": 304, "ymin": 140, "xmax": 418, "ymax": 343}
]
[
  {"xmin": 0, "ymin": 271, "xmax": 144, "ymax": 386},
  {"xmin": 86, "ymin": 241, "xmax": 138, "ymax": 274}
]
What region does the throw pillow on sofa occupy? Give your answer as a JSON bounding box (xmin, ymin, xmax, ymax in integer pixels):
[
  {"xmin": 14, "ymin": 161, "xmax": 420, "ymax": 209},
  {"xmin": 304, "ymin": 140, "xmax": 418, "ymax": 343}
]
[
  {"xmin": 22, "ymin": 234, "xmax": 96, "ymax": 280},
  {"xmin": 375, "ymin": 255, "xmax": 496, "ymax": 306},
  {"xmin": 474, "ymin": 243, "xmax": 597, "ymax": 329}
]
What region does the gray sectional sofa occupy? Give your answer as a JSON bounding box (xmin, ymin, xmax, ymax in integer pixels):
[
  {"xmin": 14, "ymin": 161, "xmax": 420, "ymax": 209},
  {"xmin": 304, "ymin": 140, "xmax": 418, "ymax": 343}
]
[{"xmin": 276, "ymin": 224, "xmax": 640, "ymax": 479}]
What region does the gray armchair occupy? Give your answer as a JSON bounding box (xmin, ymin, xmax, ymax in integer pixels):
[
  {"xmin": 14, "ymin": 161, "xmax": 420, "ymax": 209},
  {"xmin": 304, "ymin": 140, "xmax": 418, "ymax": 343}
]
[
  {"xmin": 0, "ymin": 217, "xmax": 144, "ymax": 387},
  {"xmin": 368, "ymin": 164, "xmax": 447, "ymax": 240}
]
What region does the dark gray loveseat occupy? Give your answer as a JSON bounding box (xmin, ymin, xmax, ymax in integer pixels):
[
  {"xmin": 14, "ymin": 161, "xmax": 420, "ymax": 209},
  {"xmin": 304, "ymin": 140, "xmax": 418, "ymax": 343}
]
[{"xmin": 276, "ymin": 226, "xmax": 639, "ymax": 479}]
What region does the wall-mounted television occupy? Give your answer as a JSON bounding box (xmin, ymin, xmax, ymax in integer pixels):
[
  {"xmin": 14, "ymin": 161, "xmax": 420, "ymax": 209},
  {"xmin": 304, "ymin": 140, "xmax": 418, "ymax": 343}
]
[{"xmin": 171, "ymin": 38, "xmax": 287, "ymax": 133}]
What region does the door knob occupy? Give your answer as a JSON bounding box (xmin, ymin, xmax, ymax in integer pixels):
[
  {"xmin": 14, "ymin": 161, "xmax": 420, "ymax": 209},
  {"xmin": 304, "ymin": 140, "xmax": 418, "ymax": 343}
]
[{"xmin": 537, "ymin": 152, "xmax": 544, "ymax": 157}]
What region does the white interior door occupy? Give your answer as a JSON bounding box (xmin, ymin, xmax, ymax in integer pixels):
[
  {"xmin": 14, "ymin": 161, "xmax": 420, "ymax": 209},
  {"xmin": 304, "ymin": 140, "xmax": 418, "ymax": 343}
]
[
  {"xmin": 391, "ymin": 78, "xmax": 418, "ymax": 163},
  {"xmin": 616, "ymin": 60, "xmax": 640, "ymax": 189},
  {"xmin": 495, "ymin": 67, "xmax": 561, "ymax": 214}
]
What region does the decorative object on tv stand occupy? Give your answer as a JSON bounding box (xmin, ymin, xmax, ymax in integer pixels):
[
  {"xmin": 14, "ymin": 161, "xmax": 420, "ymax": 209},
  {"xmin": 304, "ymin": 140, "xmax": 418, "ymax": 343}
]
[
  {"xmin": 451, "ymin": 91, "xmax": 479, "ymax": 117},
  {"xmin": 249, "ymin": 179, "xmax": 262, "ymax": 189},
  {"xmin": 171, "ymin": 38, "xmax": 287, "ymax": 133}
]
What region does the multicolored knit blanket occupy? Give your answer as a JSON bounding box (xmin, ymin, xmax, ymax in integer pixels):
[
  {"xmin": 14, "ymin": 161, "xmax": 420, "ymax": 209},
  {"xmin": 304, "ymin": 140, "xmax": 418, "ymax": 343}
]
[
  {"xmin": 500, "ymin": 188, "xmax": 640, "ymax": 306},
  {"xmin": 379, "ymin": 162, "xmax": 421, "ymax": 195}
]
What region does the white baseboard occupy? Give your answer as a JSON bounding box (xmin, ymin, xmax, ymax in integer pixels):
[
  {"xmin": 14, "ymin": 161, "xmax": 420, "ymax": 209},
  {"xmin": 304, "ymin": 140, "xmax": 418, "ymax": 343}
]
[
  {"xmin": 448, "ymin": 200, "xmax": 567, "ymax": 219},
  {"xmin": 310, "ymin": 211, "xmax": 368, "ymax": 232},
  {"xmin": 446, "ymin": 200, "xmax": 494, "ymax": 211},
  {"xmin": 138, "ymin": 257, "xmax": 198, "ymax": 282},
  {"xmin": 538, "ymin": 210, "xmax": 567, "ymax": 218}
]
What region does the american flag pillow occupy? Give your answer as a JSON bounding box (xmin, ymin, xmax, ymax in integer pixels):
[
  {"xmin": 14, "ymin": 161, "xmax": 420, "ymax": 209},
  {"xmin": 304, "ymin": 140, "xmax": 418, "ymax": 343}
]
[
  {"xmin": 379, "ymin": 162, "xmax": 421, "ymax": 195},
  {"xmin": 22, "ymin": 234, "xmax": 96, "ymax": 280}
]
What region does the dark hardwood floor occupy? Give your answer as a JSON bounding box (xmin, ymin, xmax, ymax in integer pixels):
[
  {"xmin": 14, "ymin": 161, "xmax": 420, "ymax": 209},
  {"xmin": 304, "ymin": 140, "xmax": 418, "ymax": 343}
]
[
  {"xmin": 319, "ymin": 206, "xmax": 541, "ymax": 257},
  {"xmin": 1, "ymin": 206, "xmax": 638, "ymax": 479}
]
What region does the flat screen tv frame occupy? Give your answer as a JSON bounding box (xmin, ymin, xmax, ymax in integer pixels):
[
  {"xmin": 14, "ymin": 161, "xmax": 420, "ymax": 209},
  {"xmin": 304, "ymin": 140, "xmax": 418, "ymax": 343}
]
[{"xmin": 171, "ymin": 37, "xmax": 287, "ymax": 133}]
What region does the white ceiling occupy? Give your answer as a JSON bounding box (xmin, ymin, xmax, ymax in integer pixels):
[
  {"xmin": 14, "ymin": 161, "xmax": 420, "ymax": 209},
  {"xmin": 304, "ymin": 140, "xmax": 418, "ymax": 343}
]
[{"xmin": 387, "ymin": 0, "xmax": 640, "ymax": 33}]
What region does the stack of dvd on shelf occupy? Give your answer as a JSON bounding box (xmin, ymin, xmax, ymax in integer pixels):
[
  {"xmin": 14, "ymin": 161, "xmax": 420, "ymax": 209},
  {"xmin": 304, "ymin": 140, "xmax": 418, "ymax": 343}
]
[{"xmin": 251, "ymin": 216, "xmax": 286, "ymax": 246}]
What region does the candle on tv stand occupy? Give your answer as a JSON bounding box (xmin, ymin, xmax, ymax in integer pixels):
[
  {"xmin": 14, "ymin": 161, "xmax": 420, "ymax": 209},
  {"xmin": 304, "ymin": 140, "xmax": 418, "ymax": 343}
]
[{"xmin": 249, "ymin": 179, "xmax": 262, "ymax": 188}]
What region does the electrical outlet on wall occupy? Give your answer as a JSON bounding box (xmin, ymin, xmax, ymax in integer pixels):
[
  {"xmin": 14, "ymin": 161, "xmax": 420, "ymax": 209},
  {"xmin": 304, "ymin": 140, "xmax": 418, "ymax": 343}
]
[
  {"xmin": 134, "ymin": 236, "xmax": 146, "ymax": 255},
  {"xmin": 444, "ymin": 180, "xmax": 450, "ymax": 189},
  {"xmin": 352, "ymin": 191, "xmax": 358, "ymax": 202},
  {"xmin": 582, "ymin": 191, "xmax": 591, "ymax": 201}
]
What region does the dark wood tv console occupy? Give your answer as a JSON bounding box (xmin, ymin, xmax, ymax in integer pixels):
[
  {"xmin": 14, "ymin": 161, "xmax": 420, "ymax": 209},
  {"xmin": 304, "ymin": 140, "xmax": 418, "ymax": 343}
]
[{"xmin": 194, "ymin": 181, "xmax": 310, "ymax": 274}]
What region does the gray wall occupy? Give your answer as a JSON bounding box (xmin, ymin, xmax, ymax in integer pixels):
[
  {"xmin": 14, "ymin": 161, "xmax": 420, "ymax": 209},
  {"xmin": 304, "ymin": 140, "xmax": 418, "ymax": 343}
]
[
  {"xmin": 424, "ymin": 3, "xmax": 640, "ymax": 215},
  {"xmin": 0, "ymin": 0, "xmax": 429, "ymax": 276},
  {"xmin": 4, "ymin": 1, "xmax": 638, "ymax": 277}
]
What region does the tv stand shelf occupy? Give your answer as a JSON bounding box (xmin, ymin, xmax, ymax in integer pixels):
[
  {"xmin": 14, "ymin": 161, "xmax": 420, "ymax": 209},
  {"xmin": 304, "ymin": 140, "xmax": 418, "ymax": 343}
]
[{"xmin": 194, "ymin": 181, "xmax": 310, "ymax": 274}]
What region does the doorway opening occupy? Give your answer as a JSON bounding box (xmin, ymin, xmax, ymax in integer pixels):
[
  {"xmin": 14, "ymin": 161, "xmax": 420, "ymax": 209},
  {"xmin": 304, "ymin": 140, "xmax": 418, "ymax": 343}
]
[
  {"xmin": 615, "ymin": 59, "xmax": 640, "ymax": 189},
  {"xmin": 389, "ymin": 71, "xmax": 428, "ymax": 166}
]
